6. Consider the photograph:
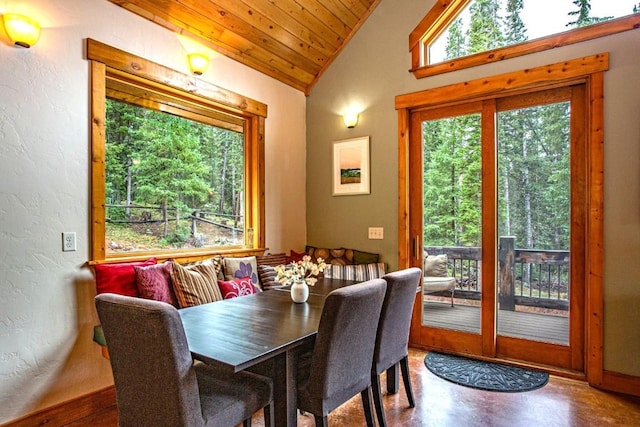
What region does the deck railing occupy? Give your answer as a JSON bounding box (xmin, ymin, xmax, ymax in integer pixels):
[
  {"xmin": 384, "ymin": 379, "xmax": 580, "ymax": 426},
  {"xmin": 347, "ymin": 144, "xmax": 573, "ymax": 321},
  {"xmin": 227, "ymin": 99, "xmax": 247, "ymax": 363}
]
[{"xmin": 424, "ymin": 236, "xmax": 569, "ymax": 311}]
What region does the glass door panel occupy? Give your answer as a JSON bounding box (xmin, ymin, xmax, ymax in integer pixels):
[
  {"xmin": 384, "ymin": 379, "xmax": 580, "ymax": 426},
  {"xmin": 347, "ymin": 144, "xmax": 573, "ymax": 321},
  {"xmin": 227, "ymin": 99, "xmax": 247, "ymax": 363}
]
[
  {"xmin": 421, "ymin": 113, "xmax": 482, "ymax": 334},
  {"xmin": 496, "ymin": 101, "xmax": 570, "ymax": 345}
]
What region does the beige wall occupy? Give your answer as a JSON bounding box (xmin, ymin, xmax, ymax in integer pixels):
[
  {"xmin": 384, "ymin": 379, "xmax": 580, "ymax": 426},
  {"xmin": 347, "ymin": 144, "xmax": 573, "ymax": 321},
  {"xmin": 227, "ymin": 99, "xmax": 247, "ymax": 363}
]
[
  {"xmin": 0, "ymin": 0, "xmax": 306, "ymax": 423},
  {"xmin": 306, "ymin": 0, "xmax": 640, "ymax": 376}
]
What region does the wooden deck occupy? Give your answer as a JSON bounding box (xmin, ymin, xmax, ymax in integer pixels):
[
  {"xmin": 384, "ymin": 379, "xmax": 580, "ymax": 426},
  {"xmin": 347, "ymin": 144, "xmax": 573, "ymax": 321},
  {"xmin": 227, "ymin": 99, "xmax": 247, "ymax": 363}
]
[{"xmin": 422, "ymin": 300, "xmax": 569, "ymax": 345}]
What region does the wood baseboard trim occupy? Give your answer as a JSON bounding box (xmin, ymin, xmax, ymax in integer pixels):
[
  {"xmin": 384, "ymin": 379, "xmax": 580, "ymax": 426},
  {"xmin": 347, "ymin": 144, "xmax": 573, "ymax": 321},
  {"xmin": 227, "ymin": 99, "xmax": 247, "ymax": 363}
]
[
  {"xmin": 1, "ymin": 386, "xmax": 116, "ymax": 427},
  {"xmin": 598, "ymin": 370, "xmax": 640, "ymax": 397}
]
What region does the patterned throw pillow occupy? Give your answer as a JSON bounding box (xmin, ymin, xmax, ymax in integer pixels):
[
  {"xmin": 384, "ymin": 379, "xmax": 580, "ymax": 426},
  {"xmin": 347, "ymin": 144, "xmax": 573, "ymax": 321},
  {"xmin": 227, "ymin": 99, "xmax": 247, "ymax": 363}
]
[
  {"xmin": 134, "ymin": 262, "xmax": 177, "ymax": 307},
  {"xmin": 218, "ymin": 276, "xmax": 259, "ymax": 299},
  {"xmin": 208, "ymin": 255, "xmax": 225, "ymax": 280},
  {"xmin": 170, "ymin": 259, "xmax": 223, "ymax": 307},
  {"xmin": 324, "ymin": 262, "xmax": 387, "ymax": 281},
  {"xmin": 257, "ymin": 264, "xmax": 284, "ymax": 290},
  {"xmin": 94, "ymin": 258, "xmax": 157, "ymax": 296},
  {"xmin": 223, "ymin": 256, "xmax": 259, "ymax": 288}
]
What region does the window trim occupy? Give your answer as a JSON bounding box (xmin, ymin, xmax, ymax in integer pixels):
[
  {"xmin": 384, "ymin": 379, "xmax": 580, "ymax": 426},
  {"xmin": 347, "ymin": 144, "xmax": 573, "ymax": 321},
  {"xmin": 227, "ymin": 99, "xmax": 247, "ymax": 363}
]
[
  {"xmin": 409, "ymin": 0, "xmax": 640, "ymax": 79},
  {"xmin": 87, "ymin": 39, "xmax": 266, "ymax": 264}
]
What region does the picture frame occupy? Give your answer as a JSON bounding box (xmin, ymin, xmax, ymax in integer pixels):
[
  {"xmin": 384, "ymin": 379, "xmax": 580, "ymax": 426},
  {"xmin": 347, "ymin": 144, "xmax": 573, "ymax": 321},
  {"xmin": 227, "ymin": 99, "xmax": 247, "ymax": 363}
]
[{"xmin": 332, "ymin": 136, "xmax": 370, "ymax": 196}]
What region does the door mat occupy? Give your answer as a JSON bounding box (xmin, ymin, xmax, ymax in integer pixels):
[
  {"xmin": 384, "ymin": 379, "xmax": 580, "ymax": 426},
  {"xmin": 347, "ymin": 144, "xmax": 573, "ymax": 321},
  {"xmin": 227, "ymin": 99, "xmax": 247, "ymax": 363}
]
[{"xmin": 424, "ymin": 351, "xmax": 549, "ymax": 392}]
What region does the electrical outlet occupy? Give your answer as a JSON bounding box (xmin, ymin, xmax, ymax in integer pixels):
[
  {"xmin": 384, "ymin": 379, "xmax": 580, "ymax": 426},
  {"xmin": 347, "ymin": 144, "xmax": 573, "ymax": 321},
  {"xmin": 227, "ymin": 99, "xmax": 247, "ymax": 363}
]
[
  {"xmin": 62, "ymin": 232, "xmax": 77, "ymax": 252},
  {"xmin": 368, "ymin": 227, "xmax": 384, "ymax": 240}
]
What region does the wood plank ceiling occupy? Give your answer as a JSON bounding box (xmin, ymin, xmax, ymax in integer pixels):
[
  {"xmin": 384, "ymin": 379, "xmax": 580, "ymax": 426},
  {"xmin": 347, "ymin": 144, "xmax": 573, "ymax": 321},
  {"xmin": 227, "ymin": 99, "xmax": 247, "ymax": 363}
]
[{"xmin": 107, "ymin": 0, "xmax": 381, "ymax": 95}]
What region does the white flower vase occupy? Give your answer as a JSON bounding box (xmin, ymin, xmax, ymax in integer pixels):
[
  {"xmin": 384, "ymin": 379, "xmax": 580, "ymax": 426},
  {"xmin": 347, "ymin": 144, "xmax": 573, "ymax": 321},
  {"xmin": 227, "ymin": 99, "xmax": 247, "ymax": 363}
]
[{"xmin": 290, "ymin": 280, "xmax": 309, "ymax": 303}]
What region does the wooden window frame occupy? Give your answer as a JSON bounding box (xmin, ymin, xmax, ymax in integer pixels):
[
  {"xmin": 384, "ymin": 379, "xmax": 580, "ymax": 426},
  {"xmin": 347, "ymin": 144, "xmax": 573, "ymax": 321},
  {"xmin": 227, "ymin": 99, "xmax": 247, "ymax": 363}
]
[
  {"xmin": 87, "ymin": 39, "xmax": 266, "ymax": 264},
  {"xmin": 409, "ymin": 0, "xmax": 640, "ymax": 79},
  {"xmin": 397, "ymin": 52, "xmax": 607, "ymax": 385}
]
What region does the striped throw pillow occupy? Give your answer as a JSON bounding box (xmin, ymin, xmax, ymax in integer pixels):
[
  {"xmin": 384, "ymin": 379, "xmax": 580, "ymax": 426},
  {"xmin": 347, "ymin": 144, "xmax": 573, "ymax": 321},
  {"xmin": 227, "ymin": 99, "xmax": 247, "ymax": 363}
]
[
  {"xmin": 170, "ymin": 259, "xmax": 223, "ymax": 307},
  {"xmin": 324, "ymin": 262, "xmax": 387, "ymax": 281},
  {"xmin": 257, "ymin": 264, "xmax": 284, "ymax": 290}
]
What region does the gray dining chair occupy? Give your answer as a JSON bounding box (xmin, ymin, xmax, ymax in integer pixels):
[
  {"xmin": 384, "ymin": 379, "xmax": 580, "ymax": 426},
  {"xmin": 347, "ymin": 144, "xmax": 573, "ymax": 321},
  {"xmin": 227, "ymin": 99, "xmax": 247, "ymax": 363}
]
[
  {"xmin": 296, "ymin": 279, "xmax": 387, "ymax": 427},
  {"xmin": 372, "ymin": 267, "xmax": 422, "ymax": 427},
  {"xmin": 95, "ymin": 293, "xmax": 273, "ymax": 427}
]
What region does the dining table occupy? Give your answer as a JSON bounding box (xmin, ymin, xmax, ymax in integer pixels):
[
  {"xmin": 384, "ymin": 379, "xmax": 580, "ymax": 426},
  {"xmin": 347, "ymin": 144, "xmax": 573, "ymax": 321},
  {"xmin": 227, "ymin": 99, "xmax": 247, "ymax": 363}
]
[{"xmin": 178, "ymin": 277, "xmax": 357, "ymax": 426}]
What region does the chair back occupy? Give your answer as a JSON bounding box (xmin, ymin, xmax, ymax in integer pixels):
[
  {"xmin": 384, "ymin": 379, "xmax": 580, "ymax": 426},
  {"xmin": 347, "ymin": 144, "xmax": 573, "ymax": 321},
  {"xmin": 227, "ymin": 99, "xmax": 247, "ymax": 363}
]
[
  {"xmin": 95, "ymin": 293, "xmax": 204, "ymax": 427},
  {"xmin": 373, "ymin": 267, "xmax": 422, "ymax": 374},
  {"xmin": 303, "ymin": 279, "xmax": 387, "ymax": 414}
]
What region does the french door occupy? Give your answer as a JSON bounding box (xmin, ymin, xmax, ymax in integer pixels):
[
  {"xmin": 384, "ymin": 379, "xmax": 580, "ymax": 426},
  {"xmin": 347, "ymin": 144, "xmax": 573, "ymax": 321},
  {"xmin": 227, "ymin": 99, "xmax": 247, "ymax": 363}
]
[{"xmin": 406, "ymin": 85, "xmax": 587, "ymax": 372}]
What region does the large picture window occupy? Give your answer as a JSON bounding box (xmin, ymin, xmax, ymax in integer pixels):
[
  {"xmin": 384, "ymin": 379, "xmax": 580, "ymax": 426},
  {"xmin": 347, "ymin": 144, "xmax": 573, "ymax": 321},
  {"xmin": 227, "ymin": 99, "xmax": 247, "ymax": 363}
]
[
  {"xmin": 105, "ymin": 99, "xmax": 245, "ymax": 254},
  {"xmin": 88, "ymin": 39, "xmax": 266, "ymax": 263}
]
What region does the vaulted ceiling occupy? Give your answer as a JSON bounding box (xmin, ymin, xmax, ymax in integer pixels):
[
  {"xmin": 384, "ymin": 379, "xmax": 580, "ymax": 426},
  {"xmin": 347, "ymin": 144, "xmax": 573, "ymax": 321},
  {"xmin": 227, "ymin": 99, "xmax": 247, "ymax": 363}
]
[{"xmin": 108, "ymin": 0, "xmax": 381, "ymax": 95}]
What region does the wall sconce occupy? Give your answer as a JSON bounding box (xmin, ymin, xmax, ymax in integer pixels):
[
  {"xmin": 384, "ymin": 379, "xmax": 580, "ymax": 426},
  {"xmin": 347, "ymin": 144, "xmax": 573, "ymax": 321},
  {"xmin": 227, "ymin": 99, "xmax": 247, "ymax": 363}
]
[
  {"xmin": 343, "ymin": 113, "xmax": 359, "ymax": 128},
  {"xmin": 188, "ymin": 53, "xmax": 210, "ymax": 75},
  {"xmin": 2, "ymin": 13, "xmax": 41, "ymax": 48}
]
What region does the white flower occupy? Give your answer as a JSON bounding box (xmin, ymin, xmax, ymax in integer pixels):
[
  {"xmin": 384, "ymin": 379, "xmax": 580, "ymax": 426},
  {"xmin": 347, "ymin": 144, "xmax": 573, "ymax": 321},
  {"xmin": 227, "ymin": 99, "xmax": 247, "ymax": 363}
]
[{"xmin": 275, "ymin": 256, "xmax": 326, "ymax": 286}]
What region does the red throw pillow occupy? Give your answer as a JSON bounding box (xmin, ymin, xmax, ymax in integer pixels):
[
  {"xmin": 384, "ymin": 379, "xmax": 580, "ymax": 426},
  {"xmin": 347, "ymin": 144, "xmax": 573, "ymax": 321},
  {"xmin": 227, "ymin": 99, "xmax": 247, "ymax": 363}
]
[
  {"xmin": 134, "ymin": 262, "xmax": 177, "ymax": 306},
  {"xmin": 287, "ymin": 249, "xmax": 305, "ymax": 263},
  {"xmin": 94, "ymin": 258, "xmax": 157, "ymax": 296},
  {"xmin": 218, "ymin": 276, "xmax": 259, "ymax": 299}
]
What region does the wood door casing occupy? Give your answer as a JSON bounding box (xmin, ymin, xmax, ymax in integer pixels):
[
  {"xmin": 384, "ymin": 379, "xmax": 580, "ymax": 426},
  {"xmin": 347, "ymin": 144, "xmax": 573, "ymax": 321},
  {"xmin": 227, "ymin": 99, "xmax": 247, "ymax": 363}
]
[{"xmin": 397, "ymin": 55, "xmax": 606, "ymax": 381}]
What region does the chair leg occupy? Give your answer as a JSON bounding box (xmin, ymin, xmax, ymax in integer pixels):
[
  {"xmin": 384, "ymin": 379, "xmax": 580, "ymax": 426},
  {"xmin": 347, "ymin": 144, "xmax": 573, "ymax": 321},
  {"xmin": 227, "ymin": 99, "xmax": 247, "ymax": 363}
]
[
  {"xmin": 450, "ymin": 288, "xmax": 455, "ymax": 307},
  {"xmin": 263, "ymin": 401, "xmax": 274, "ymax": 427},
  {"xmin": 371, "ymin": 371, "xmax": 387, "ymax": 427},
  {"xmin": 242, "ymin": 417, "xmax": 252, "ymax": 427},
  {"xmin": 400, "ymin": 356, "xmax": 416, "ymax": 408},
  {"xmin": 314, "ymin": 414, "xmax": 328, "ymax": 427},
  {"xmin": 360, "ymin": 386, "xmax": 376, "ymax": 427}
]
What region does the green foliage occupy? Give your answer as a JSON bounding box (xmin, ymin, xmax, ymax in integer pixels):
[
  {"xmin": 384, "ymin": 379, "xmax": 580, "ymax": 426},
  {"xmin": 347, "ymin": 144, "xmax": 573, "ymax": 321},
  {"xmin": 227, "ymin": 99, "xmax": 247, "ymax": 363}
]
[
  {"xmin": 468, "ymin": 0, "xmax": 504, "ymax": 53},
  {"xmin": 567, "ymin": 0, "xmax": 613, "ymax": 28},
  {"xmin": 161, "ymin": 226, "xmax": 191, "ymax": 247},
  {"xmin": 504, "ymin": 0, "xmax": 526, "ymax": 44},
  {"xmin": 497, "ymin": 103, "xmax": 570, "ymax": 250},
  {"xmin": 437, "ymin": 0, "xmax": 618, "ymax": 63},
  {"xmin": 107, "ymin": 206, "xmax": 126, "ymax": 221},
  {"xmin": 423, "ymin": 114, "xmax": 482, "ymax": 247},
  {"xmin": 105, "ymin": 98, "xmax": 245, "ymax": 244},
  {"xmin": 422, "ymin": 0, "xmax": 574, "ymax": 252}
]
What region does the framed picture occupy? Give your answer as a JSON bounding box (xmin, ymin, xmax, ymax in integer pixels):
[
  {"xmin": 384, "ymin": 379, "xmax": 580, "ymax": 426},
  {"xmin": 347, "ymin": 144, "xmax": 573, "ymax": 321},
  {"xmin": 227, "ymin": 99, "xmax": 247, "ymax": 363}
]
[{"xmin": 332, "ymin": 136, "xmax": 370, "ymax": 196}]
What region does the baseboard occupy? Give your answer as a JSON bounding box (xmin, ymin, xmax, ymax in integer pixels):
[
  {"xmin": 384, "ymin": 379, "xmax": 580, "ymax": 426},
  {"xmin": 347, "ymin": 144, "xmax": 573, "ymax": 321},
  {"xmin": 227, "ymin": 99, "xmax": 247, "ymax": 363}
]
[
  {"xmin": 598, "ymin": 370, "xmax": 640, "ymax": 397},
  {"xmin": 1, "ymin": 386, "xmax": 116, "ymax": 427}
]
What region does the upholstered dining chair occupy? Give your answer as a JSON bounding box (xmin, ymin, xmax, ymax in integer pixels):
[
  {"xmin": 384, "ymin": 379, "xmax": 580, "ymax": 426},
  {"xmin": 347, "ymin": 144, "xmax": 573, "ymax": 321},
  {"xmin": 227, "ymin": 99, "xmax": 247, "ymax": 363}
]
[
  {"xmin": 371, "ymin": 267, "xmax": 422, "ymax": 427},
  {"xmin": 95, "ymin": 293, "xmax": 273, "ymax": 427},
  {"xmin": 296, "ymin": 279, "xmax": 387, "ymax": 427}
]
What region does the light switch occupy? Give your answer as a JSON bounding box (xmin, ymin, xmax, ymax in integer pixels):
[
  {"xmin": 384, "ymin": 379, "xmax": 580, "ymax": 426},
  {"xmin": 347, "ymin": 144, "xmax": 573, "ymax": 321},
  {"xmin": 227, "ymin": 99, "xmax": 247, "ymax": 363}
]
[{"xmin": 368, "ymin": 227, "xmax": 384, "ymax": 239}]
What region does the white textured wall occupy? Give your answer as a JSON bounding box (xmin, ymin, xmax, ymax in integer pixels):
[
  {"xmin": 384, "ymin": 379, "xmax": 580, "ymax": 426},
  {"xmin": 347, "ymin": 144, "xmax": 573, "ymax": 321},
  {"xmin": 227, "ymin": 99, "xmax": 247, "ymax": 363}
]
[{"xmin": 0, "ymin": 0, "xmax": 306, "ymax": 423}]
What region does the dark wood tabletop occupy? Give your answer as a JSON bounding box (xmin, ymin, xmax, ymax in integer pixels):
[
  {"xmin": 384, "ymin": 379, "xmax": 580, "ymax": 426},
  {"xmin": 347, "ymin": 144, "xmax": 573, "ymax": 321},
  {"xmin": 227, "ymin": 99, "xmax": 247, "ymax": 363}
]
[{"xmin": 179, "ymin": 277, "xmax": 356, "ymax": 426}]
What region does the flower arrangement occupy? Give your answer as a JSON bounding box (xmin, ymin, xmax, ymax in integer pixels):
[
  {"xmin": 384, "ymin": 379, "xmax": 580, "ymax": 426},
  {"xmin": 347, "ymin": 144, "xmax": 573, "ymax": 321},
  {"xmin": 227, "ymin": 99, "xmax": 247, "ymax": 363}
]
[{"xmin": 275, "ymin": 255, "xmax": 327, "ymax": 286}]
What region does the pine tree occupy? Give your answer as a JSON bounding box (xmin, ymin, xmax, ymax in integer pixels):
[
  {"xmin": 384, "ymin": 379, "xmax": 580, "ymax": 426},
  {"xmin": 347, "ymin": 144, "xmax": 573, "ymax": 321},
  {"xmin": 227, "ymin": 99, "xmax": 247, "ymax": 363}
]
[
  {"xmin": 468, "ymin": 0, "xmax": 503, "ymax": 54},
  {"xmin": 444, "ymin": 17, "xmax": 466, "ymax": 60},
  {"xmin": 503, "ymin": 0, "xmax": 527, "ymax": 44},
  {"xmin": 567, "ymin": 0, "xmax": 613, "ymax": 28}
]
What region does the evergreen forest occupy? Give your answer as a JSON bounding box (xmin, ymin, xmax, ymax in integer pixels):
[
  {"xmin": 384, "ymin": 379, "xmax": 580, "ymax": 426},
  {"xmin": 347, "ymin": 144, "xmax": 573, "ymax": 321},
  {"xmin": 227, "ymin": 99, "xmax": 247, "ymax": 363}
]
[
  {"xmin": 420, "ymin": 0, "xmax": 612, "ymax": 250},
  {"xmin": 105, "ymin": 98, "xmax": 245, "ymax": 252}
]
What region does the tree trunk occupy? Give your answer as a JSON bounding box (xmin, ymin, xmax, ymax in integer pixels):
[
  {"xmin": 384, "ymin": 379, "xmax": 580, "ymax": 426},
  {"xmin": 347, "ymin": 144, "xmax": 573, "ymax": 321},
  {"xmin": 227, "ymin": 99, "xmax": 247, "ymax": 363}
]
[
  {"xmin": 162, "ymin": 200, "xmax": 168, "ymax": 237},
  {"xmin": 126, "ymin": 160, "xmax": 133, "ymax": 218},
  {"xmin": 218, "ymin": 140, "xmax": 229, "ymax": 214}
]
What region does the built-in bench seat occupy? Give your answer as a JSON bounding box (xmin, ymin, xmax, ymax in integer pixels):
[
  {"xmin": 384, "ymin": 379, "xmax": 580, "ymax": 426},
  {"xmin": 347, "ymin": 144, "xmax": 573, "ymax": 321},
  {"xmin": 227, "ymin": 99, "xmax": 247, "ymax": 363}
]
[{"xmin": 92, "ymin": 247, "xmax": 386, "ymax": 356}]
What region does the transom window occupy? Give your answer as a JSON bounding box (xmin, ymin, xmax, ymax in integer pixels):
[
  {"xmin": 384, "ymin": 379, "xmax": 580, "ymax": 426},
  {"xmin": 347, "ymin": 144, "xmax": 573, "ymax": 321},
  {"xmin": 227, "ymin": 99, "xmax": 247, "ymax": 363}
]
[{"xmin": 410, "ymin": 0, "xmax": 640, "ymax": 78}]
